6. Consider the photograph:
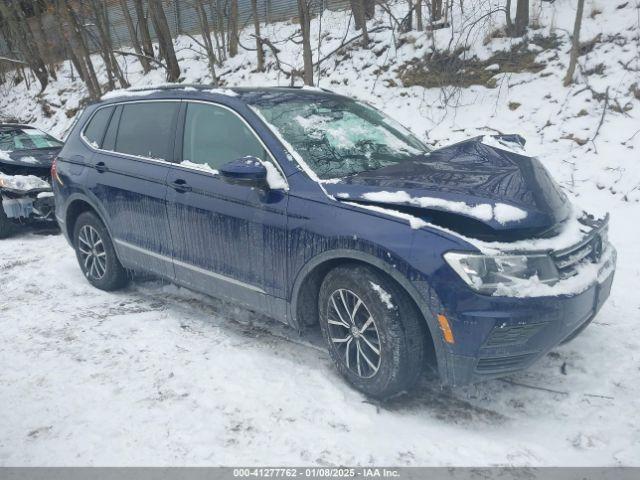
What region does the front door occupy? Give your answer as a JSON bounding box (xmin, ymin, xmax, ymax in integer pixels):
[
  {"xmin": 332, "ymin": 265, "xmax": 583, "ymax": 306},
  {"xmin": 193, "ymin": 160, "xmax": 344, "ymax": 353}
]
[{"xmin": 166, "ymin": 101, "xmax": 289, "ymax": 317}]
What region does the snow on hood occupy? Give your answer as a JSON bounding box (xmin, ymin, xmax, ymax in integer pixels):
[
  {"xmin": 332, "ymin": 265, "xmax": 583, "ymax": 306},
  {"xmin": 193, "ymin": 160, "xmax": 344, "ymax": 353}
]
[
  {"xmin": 356, "ymin": 190, "xmax": 527, "ymax": 225},
  {"xmin": 326, "ymin": 135, "xmax": 571, "ymax": 233}
]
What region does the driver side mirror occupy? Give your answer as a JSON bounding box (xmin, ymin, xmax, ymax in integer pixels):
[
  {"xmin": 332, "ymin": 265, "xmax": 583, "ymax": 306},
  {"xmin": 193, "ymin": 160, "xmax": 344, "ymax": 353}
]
[{"xmin": 219, "ymin": 157, "xmax": 268, "ymax": 188}]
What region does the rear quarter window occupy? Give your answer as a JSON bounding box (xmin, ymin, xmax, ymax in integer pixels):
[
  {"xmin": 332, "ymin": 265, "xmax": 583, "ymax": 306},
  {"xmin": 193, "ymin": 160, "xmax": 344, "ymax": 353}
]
[
  {"xmin": 114, "ymin": 102, "xmax": 179, "ymax": 161},
  {"xmin": 83, "ymin": 106, "xmax": 114, "ymax": 148}
]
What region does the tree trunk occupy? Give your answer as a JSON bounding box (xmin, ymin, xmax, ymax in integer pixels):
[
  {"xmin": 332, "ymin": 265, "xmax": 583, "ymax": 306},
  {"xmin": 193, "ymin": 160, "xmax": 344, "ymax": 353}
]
[
  {"xmin": 228, "ymin": 0, "xmax": 239, "ymax": 57},
  {"xmin": 33, "ymin": 2, "xmax": 57, "ymax": 80},
  {"xmin": 350, "ymin": 0, "xmax": 365, "ymax": 30},
  {"xmin": 59, "ymin": 0, "xmax": 101, "ymax": 99},
  {"xmin": 120, "ymin": 0, "xmax": 151, "ymax": 73},
  {"xmin": 90, "ymin": 0, "xmax": 129, "ymax": 89},
  {"xmin": 564, "ymin": 0, "xmax": 585, "ymax": 87},
  {"xmin": 194, "ymin": 0, "xmax": 218, "ymax": 83},
  {"xmin": 296, "ymin": 0, "xmax": 313, "ymax": 85},
  {"xmin": 250, "ymin": 0, "xmax": 265, "ymax": 71},
  {"xmin": 431, "ymin": 0, "xmax": 442, "ymax": 21},
  {"xmin": 148, "ymin": 0, "xmax": 181, "ymax": 82},
  {"xmin": 213, "ymin": 0, "xmax": 226, "ymax": 61},
  {"xmin": 364, "ymin": 0, "xmax": 375, "ymax": 19},
  {"xmin": 0, "ymin": 1, "xmax": 49, "ymax": 92},
  {"xmin": 415, "ymin": 0, "xmax": 423, "ymax": 30},
  {"xmin": 133, "ymin": 0, "xmax": 155, "ymax": 60},
  {"xmin": 514, "ymin": 0, "xmax": 528, "ymax": 36},
  {"xmin": 505, "ymin": 0, "xmax": 513, "ymax": 35}
]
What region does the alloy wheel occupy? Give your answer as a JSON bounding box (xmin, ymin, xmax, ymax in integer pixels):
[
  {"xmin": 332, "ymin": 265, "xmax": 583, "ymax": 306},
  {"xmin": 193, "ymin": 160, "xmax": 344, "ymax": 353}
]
[
  {"xmin": 326, "ymin": 289, "xmax": 382, "ymax": 378},
  {"xmin": 77, "ymin": 225, "xmax": 107, "ymax": 280}
]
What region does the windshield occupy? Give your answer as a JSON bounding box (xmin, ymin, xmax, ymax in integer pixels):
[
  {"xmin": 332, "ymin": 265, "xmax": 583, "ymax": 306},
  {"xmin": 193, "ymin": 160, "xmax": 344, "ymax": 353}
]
[
  {"xmin": 0, "ymin": 127, "xmax": 63, "ymax": 151},
  {"xmin": 250, "ymin": 94, "xmax": 430, "ymax": 179}
]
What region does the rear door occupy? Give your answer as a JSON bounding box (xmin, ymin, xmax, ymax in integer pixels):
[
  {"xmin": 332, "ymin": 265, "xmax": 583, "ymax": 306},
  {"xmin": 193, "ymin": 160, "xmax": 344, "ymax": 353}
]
[
  {"xmin": 86, "ymin": 100, "xmax": 180, "ymax": 278},
  {"xmin": 165, "ymin": 101, "xmax": 289, "ymax": 317}
]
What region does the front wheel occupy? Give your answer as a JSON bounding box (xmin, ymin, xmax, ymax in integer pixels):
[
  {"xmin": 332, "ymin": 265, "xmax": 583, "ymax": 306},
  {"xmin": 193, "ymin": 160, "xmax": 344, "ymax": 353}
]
[
  {"xmin": 73, "ymin": 211, "xmax": 128, "ymax": 291},
  {"xmin": 318, "ymin": 264, "xmax": 426, "ymax": 399}
]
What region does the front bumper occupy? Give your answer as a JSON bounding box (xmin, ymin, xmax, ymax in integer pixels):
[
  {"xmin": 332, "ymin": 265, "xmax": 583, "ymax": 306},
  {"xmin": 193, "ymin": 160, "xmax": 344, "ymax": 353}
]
[
  {"xmin": 1, "ymin": 188, "xmax": 56, "ymax": 223},
  {"xmin": 434, "ymin": 246, "xmax": 616, "ymax": 387}
]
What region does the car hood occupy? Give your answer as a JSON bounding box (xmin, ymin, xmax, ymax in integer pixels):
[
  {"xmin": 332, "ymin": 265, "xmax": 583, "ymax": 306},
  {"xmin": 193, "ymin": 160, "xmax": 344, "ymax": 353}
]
[
  {"xmin": 325, "ymin": 136, "xmax": 572, "ymax": 240},
  {"xmin": 1, "ymin": 147, "xmax": 60, "ymax": 170}
]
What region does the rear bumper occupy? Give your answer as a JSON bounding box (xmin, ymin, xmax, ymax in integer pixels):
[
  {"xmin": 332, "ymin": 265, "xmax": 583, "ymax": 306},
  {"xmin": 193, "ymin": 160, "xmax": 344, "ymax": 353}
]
[{"xmin": 435, "ymin": 247, "xmax": 616, "ymax": 387}]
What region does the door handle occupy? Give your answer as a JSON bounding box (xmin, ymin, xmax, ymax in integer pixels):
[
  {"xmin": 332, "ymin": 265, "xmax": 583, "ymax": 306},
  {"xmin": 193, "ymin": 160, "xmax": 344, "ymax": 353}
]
[
  {"xmin": 95, "ymin": 161, "xmax": 108, "ymax": 173},
  {"xmin": 170, "ymin": 179, "xmax": 192, "ymax": 193}
]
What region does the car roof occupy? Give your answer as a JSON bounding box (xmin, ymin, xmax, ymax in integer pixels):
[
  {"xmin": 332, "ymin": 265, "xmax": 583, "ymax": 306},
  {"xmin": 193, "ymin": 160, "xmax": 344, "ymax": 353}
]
[{"xmin": 94, "ymin": 84, "xmax": 349, "ymax": 106}]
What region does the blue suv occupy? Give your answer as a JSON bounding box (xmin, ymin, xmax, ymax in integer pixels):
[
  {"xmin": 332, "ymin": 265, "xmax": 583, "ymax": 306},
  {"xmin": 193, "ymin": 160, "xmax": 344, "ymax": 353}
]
[{"xmin": 53, "ymin": 86, "xmax": 616, "ymax": 398}]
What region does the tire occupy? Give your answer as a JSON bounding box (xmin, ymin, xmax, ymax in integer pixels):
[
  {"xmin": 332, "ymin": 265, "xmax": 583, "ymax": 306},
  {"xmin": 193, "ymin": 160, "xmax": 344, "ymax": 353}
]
[
  {"xmin": 0, "ymin": 204, "xmax": 17, "ymax": 239},
  {"xmin": 73, "ymin": 211, "xmax": 128, "ymax": 291},
  {"xmin": 318, "ymin": 264, "xmax": 426, "ymax": 399}
]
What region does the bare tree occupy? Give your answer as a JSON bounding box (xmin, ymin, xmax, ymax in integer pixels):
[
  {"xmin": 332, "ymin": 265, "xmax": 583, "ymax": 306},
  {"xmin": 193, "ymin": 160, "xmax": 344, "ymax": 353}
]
[
  {"xmin": 505, "ymin": 0, "xmax": 514, "ymax": 34},
  {"xmin": 0, "ymin": 0, "xmax": 50, "ymax": 92},
  {"xmin": 431, "ymin": 0, "xmax": 442, "ymax": 21},
  {"xmin": 33, "ymin": 1, "xmax": 57, "ymax": 80},
  {"xmin": 132, "ymin": 0, "xmax": 155, "ymax": 61},
  {"xmin": 58, "ymin": 0, "xmax": 101, "ymax": 99},
  {"xmin": 296, "ymin": 0, "xmax": 313, "ymax": 85},
  {"xmin": 148, "ymin": 0, "xmax": 181, "ymax": 82},
  {"xmin": 514, "ymin": 0, "xmax": 529, "ymax": 36},
  {"xmin": 119, "ymin": 0, "xmax": 151, "ymax": 73},
  {"xmin": 564, "ymin": 0, "xmax": 585, "ymax": 86},
  {"xmin": 228, "ymin": 0, "xmax": 239, "ymax": 57},
  {"xmin": 250, "ymin": 0, "xmax": 265, "ymax": 71},
  {"xmin": 415, "ymin": 0, "xmax": 423, "ymax": 30},
  {"xmin": 88, "ymin": 0, "xmax": 129, "ymax": 89},
  {"xmin": 193, "ymin": 0, "xmax": 219, "ymax": 83}
]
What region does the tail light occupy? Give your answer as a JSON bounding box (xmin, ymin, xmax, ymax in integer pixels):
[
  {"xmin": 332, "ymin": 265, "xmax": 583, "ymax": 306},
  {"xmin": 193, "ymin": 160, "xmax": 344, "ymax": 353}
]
[{"xmin": 51, "ymin": 157, "xmax": 64, "ymax": 186}]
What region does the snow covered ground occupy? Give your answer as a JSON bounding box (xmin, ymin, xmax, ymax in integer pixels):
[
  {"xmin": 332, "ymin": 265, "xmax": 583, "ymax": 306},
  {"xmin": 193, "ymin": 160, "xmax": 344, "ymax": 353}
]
[
  {"xmin": 0, "ymin": 207, "xmax": 638, "ymax": 466},
  {"xmin": 0, "ymin": 0, "xmax": 639, "ymax": 467}
]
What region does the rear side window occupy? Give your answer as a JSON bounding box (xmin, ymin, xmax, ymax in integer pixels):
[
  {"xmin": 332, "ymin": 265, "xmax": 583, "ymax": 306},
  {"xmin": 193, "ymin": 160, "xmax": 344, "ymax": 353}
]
[
  {"xmin": 83, "ymin": 106, "xmax": 114, "ymax": 148},
  {"xmin": 182, "ymin": 103, "xmax": 266, "ymax": 170},
  {"xmin": 115, "ymin": 102, "xmax": 179, "ymax": 160}
]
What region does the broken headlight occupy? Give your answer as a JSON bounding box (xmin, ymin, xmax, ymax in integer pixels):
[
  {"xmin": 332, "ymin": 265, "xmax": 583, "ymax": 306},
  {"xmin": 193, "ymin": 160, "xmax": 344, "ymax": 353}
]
[{"xmin": 443, "ymin": 251, "xmax": 558, "ymax": 294}]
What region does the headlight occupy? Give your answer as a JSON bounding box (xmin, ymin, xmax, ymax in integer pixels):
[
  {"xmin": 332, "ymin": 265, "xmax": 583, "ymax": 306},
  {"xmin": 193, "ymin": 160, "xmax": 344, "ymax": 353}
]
[
  {"xmin": 444, "ymin": 251, "xmax": 559, "ymax": 294},
  {"xmin": 0, "ymin": 173, "xmax": 50, "ymax": 191}
]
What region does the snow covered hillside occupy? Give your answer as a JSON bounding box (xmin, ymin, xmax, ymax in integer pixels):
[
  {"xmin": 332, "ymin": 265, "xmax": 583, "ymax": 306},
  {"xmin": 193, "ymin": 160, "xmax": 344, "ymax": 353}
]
[{"xmin": 0, "ymin": 0, "xmax": 639, "ymax": 467}]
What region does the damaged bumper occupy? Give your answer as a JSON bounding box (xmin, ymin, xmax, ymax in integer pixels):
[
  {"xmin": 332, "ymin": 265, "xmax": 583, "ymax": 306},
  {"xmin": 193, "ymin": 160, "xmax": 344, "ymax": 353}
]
[
  {"xmin": 1, "ymin": 187, "xmax": 55, "ymax": 223},
  {"xmin": 431, "ymin": 223, "xmax": 617, "ymax": 387}
]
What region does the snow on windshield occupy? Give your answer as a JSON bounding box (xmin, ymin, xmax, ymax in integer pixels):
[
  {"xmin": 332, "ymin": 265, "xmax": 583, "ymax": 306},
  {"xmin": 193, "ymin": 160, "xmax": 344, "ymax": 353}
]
[{"xmin": 251, "ymin": 96, "xmax": 429, "ymax": 179}]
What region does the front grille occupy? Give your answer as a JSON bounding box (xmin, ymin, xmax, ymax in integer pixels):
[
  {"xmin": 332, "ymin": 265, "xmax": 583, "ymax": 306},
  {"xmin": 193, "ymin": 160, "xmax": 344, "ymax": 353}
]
[
  {"xmin": 476, "ymin": 352, "xmax": 537, "ymax": 373},
  {"xmin": 483, "ymin": 323, "xmax": 547, "ymax": 347},
  {"xmin": 551, "ymin": 218, "xmax": 608, "ymax": 279}
]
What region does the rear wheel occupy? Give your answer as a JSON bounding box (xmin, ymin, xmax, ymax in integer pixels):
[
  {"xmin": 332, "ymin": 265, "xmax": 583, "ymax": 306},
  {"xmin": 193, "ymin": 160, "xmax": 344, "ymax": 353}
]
[
  {"xmin": 318, "ymin": 264, "xmax": 426, "ymax": 399},
  {"xmin": 73, "ymin": 211, "xmax": 128, "ymax": 291}
]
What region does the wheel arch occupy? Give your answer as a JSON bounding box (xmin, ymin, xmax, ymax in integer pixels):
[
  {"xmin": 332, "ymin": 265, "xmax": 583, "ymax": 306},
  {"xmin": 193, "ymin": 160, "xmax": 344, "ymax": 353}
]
[
  {"xmin": 289, "ymin": 249, "xmax": 445, "ymax": 375},
  {"xmin": 63, "ymin": 195, "xmax": 113, "ymax": 245}
]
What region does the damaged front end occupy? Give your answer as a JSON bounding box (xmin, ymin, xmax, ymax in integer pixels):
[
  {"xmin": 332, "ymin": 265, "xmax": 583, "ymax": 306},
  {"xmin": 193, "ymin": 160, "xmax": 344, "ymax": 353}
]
[{"xmin": 0, "ymin": 173, "xmax": 55, "ymax": 236}]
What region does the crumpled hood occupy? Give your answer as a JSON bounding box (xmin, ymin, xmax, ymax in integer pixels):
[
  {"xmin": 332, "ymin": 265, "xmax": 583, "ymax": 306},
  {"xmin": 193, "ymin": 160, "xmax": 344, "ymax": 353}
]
[
  {"xmin": 2, "ymin": 147, "xmax": 60, "ymax": 170},
  {"xmin": 326, "ymin": 136, "xmax": 571, "ymax": 235}
]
